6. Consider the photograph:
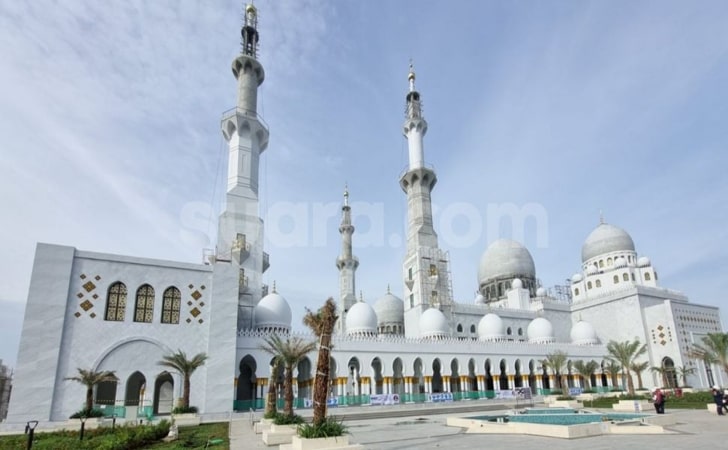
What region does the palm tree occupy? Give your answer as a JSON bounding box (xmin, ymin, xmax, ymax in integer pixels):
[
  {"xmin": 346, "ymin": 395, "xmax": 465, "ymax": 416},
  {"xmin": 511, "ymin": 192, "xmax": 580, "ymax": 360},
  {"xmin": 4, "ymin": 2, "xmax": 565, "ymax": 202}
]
[
  {"xmin": 572, "ymin": 360, "xmax": 599, "ymax": 390},
  {"xmin": 650, "ymin": 365, "xmax": 670, "ymax": 388},
  {"xmin": 265, "ymin": 358, "xmax": 283, "ymax": 416},
  {"xmin": 541, "ymin": 351, "xmax": 568, "ymax": 391},
  {"xmin": 630, "ymin": 361, "xmax": 650, "ymax": 390},
  {"xmin": 675, "ymin": 365, "xmax": 696, "ymax": 387},
  {"xmin": 261, "ymin": 334, "xmax": 317, "ymax": 417},
  {"xmin": 605, "ymin": 339, "xmax": 647, "ymax": 395},
  {"xmin": 64, "ymin": 368, "xmax": 118, "ymax": 412},
  {"xmin": 158, "ymin": 350, "xmax": 208, "ymax": 409},
  {"xmin": 688, "ymin": 332, "xmax": 728, "ymax": 374},
  {"xmin": 303, "ymin": 297, "xmax": 338, "ymax": 427},
  {"xmin": 605, "ymin": 361, "xmax": 622, "ymax": 388}
]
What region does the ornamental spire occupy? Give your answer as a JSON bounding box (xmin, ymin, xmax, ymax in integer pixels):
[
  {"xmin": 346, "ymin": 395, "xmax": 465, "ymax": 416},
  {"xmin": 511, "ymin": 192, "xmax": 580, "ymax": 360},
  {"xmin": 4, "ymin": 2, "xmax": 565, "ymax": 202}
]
[{"xmin": 241, "ymin": 3, "xmax": 260, "ymax": 58}]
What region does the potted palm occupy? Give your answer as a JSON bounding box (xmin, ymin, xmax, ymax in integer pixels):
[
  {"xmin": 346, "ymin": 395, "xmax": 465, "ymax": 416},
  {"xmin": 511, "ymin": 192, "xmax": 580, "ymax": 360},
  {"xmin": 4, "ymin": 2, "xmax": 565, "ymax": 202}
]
[
  {"xmin": 158, "ymin": 350, "xmax": 207, "ymax": 426},
  {"xmin": 64, "ymin": 368, "xmax": 117, "ymax": 428}
]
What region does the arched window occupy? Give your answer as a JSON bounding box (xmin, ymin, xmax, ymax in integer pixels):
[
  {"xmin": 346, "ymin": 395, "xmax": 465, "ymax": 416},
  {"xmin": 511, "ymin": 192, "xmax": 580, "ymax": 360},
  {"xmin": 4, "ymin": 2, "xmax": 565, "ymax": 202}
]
[
  {"xmin": 607, "ymin": 257, "xmax": 613, "ymax": 266},
  {"xmin": 470, "ymin": 324, "xmax": 476, "ymax": 334},
  {"xmin": 645, "ymin": 272, "xmax": 651, "ymax": 281},
  {"xmin": 457, "ymin": 324, "xmax": 463, "ymax": 333},
  {"xmin": 517, "ymin": 327, "xmax": 523, "ymax": 336},
  {"xmin": 161, "ymin": 287, "xmax": 181, "ymax": 324},
  {"xmin": 134, "ymin": 284, "xmax": 155, "ymax": 323},
  {"xmin": 574, "ymin": 288, "xmax": 580, "ymax": 296},
  {"xmin": 599, "ymin": 260, "xmax": 604, "ymax": 268},
  {"xmin": 631, "ymin": 273, "xmax": 636, "ymax": 281},
  {"xmin": 587, "ymin": 281, "xmax": 593, "ymax": 290},
  {"xmin": 613, "ymin": 275, "xmax": 619, "ymax": 284},
  {"xmin": 498, "ymin": 283, "xmax": 503, "ymax": 296},
  {"xmin": 623, "ymin": 273, "xmax": 629, "ymax": 282},
  {"xmin": 105, "ymin": 282, "xmax": 127, "ymax": 321},
  {"xmin": 506, "ymin": 327, "xmax": 512, "ymax": 335},
  {"xmin": 595, "ymin": 279, "xmax": 602, "ymax": 288}
]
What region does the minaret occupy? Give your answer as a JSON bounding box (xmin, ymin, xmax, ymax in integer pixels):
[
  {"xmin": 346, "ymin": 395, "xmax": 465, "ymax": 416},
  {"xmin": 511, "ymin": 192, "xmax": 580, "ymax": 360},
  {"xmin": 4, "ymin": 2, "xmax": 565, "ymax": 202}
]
[
  {"xmin": 400, "ymin": 63, "xmax": 454, "ymax": 338},
  {"xmin": 335, "ymin": 185, "xmax": 359, "ymax": 334},
  {"xmin": 218, "ymin": 3, "xmax": 270, "ymax": 330}
]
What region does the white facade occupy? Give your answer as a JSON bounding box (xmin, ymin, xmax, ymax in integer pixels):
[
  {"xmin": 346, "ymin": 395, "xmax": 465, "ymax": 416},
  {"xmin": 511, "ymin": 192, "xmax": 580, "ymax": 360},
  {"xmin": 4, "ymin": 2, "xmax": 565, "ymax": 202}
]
[{"xmin": 3, "ymin": 3, "xmax": 726, "ymax": 428}]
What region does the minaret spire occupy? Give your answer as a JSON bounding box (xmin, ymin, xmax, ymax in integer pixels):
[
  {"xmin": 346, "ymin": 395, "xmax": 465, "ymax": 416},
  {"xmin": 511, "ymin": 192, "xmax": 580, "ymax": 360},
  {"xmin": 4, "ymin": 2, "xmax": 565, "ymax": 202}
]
[
  {"xmin": 399, "ymin": 63, "xmax": 454, "ymax": 338},
  {"xmin": 218, "ymin": 3, "xmax": 271, "ymax": 331},
  {"xmin": 336, "ymin": 184, "xmax": 359, "ymax": 334}
]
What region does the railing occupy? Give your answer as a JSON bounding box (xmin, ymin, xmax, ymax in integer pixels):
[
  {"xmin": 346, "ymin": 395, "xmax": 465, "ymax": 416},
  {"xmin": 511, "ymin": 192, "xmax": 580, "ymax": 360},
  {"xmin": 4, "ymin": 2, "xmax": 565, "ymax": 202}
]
[{"xmin": 221, "ymin": 107, "xmax": 269, "ymax": 131}]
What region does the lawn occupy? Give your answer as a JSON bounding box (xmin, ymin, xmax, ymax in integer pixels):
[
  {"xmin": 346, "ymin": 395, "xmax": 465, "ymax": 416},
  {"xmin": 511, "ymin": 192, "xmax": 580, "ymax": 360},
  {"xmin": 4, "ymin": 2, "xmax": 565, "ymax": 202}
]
[{"xmin": 0, "ymin": 421, "xmax": 228, "ymax": 450}]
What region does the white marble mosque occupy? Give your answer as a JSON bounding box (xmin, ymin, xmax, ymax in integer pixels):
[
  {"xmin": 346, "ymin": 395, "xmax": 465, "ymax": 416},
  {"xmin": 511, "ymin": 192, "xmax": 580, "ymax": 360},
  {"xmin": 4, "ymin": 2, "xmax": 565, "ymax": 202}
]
[{"xmin": 4, "ymin": 4, "xmax": 725, "ymax": 426}]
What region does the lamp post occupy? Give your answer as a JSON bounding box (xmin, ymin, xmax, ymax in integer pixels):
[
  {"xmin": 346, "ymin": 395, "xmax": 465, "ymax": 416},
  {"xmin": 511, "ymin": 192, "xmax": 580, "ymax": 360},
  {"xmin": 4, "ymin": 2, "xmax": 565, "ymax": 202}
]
[
  {"xmin": 111, "ymin": 413, "xmax": 117, "ymax": 430},
  {"xmin": 25, "ymin": 420, "xmax": 38, "ymax": 450},
  {"xmin": 79, "ymin": 415, "xmax": 87, "ymax": 441}
]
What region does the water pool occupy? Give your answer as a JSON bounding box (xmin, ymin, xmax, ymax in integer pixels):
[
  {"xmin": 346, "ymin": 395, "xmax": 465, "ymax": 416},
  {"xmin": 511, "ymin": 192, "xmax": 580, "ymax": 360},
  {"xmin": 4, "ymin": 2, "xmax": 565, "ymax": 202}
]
[{"xmin": 468, "ymin": 408, "xmax": 646, "ymax": 425}]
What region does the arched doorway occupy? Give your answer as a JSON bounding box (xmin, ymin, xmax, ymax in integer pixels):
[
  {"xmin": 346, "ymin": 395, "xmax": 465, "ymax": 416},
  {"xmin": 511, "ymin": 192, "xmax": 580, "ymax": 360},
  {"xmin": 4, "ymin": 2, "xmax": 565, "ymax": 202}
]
[
  {"xmin": 237, "ymin": 355, "xmax": 257, "ymax": 411},
  {"xmin": 468, "ymin": 359, "xmax": 477, "ymax": 393},
  {"xmin": 662, "ymin": 357, "xmax": 678, "ymax": 388},
  {"xmin": 484, "ymin": 359, "xmax": 494, "ymax": 391},
  {"xmin": 528, "ymin": 360, "xmax": 536, "ymax": 394},
  {"xmin": 450, "ymin": 358, "xmax": 460, "ymax": 394},
  {"xmin": 347, "ymin": 357, "xmax": 361, "ymax": 404},
  {"xmin": 297, "ymin": 357, "xmax": 312, "ymax": 407},
  {"xmin": 413, "ymin": 358, "xmax": 424, "ymax": 400},
  {"xmin": 432, "ymin": 359, "xmax": 443, "ymax": 393},
  {"xmin": 153, "ymin": 372, "xmax": 174, "ymax": 415},
  {"xmin": 371, "ymin": 357, "xmax": 384, "ymax": 395},
  {"xmin": 125, "ymin": 371, "xmax": 146, "ymax": 419},
  {"xmin": 499, "ymin": 359, "xmax": 508, "ymax": 390},
  {"xmin": 514, "ymin": 360, "xmax": 522, "ymax": 388},
  {"xmin": 392, "ymin": 358, "xmax": 404, "ymax": 396},
  {"xmin": 96, "ymin": 378, "xmax": 118, "ymax": 410}
]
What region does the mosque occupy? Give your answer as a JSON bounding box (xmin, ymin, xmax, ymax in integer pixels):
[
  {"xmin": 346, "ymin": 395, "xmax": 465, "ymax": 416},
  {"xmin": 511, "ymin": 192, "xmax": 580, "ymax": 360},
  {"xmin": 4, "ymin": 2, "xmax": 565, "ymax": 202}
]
[{"xmin": 4, "ymin": 4, "xmax": 725, "ymax": 426}]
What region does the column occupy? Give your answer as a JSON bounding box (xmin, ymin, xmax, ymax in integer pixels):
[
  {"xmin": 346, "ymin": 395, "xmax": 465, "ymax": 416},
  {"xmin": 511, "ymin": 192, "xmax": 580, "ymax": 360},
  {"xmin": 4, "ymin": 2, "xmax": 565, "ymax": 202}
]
[
  {"xmin": 507, "ymin": 374, "xmax": 515, "ymax": 390},
  {"xmin": 521, "ymin": 375, "xmax": 529, "ymax": 390},
  {"xmin": 536, "ymin": 374, "xmax": 543, "ymax": 394},
  {"xmin": 477, "ymin": 375, "xmax": 485, "ymax": 398},
  {"xmin": 443, "ymin": 376, "xmax": 450, "ymax": 393},
  {"xmin": 492, "ymin": 375, "xmax": 500, "ymax": 391}
]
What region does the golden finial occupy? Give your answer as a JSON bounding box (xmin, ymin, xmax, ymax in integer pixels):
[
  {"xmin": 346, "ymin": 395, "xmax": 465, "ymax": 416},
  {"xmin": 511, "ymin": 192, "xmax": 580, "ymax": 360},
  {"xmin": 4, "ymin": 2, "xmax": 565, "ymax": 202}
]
[
  {"xmin": 343, "ymin": 183, "xmax": 349, "ymax": 207},
  {"xmin": 387, "ymin": 284, "xmax": 391, "ymax": 294},
  {"xmin": 272, "ymin": 280, "xmax": 277, "ymax": 293},
  {"xmin": 408, "ymin": 60, "xmax": 416, "ymax": 92},
  {"xmin": 359, "ymin": 290, "xmax": 364, "ymax": 302},
  {"xmin": 599, "ymin": 210, "xmax": 605, "ymax": 224}
]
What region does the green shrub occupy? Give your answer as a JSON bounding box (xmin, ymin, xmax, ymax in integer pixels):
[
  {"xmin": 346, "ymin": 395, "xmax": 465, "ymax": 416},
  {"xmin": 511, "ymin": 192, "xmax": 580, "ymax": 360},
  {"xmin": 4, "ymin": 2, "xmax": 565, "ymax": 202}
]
[
  {"xmin": 298, "ymin": 417, "xmax": 347, "ymax": 439},
  {"xmin": 556, "ymin": 395, "xmax": 575, "ymax": 401},
  {"xmin": 172, "ymin": 406, "xmax": 198, "ymax": 414},
  {"xmin": 548, "ymin": 389, "xmax": 563, "ymax": 395},
  {"xmin": 69, "ymin": 407, "xmax": 105, "ymax": 418},
  {"xmin": 273, "ymin": 413, "xmax": 305, "ymax": 425},
  {"xmin": 263, "ymin": 410, "xmax": 278, "ymax": 419}
]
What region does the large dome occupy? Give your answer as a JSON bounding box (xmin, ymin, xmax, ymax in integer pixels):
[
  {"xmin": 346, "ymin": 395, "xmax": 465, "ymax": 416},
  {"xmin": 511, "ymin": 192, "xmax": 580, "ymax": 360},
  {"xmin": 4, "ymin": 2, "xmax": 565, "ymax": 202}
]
[
  {"xmin": 373, "ymin": 293, "xmax": 404, "ymax": 326},
  {"xmin": 478, "ymin": 239, "xmax": 536, "ymax": 285},
  {"xmin": 527, "ymin": 317, "xmax": 555, "ymax": 344},
  {"xmin": 346, "ymin": 301, "xmax": 378, "ymax": 336},
  {"xmin": 570, "ymin": 320, "xmax": 598, "ymax": 345},
  {"xmin": 253, "ymin": 292, "xmax": 292, "ymax": 331},
  {"xmin": 477, "ymin": 313, "xmax": 505, "ymax": 341},
  {"xmin": 581, "ymin": 223, "xmax": 635, "ymax": 263},
  {"xmin": 419, "ymin": 308, "xmax": 450, "ymax": 339}
]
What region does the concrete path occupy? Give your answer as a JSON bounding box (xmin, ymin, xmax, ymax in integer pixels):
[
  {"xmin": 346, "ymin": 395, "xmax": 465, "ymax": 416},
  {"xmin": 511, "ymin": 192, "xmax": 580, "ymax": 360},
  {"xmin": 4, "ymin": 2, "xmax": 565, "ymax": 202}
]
[{"xmin": 229, "ymin": 401, "xmax": 728, "ymax": 450}]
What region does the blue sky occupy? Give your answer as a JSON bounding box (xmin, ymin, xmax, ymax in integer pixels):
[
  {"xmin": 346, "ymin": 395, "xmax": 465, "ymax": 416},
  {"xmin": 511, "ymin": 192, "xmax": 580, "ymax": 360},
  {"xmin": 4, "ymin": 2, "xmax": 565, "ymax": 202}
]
[{"xmin": 1, "ymin": 0, "xmax": 727, "ymax": 367}]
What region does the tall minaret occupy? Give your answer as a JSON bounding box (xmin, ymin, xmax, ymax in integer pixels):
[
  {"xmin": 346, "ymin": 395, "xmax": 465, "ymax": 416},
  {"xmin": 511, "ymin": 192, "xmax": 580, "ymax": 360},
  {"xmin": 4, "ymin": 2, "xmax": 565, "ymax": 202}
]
[
  {"xmin": 218, "ymin": 3, "xmax": 270, "ymax": 330},
  {"xmin": 400, "ymin": 64, "xmax": 454, "ymax": 338},
  {"xmin": 335, "ymin": 185, "xmax": 358, "ymax": 334}
]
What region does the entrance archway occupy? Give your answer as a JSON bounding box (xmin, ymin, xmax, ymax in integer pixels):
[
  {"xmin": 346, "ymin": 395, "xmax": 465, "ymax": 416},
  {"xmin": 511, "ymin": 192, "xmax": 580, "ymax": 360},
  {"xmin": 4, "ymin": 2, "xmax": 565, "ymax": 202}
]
[
  {"xmin": 237, "ymin": 354, "xmax": 257, "ymax": 410},
  {"xmin": 153, "ymin": 372, "xmax": 174, "ymax": 414}
]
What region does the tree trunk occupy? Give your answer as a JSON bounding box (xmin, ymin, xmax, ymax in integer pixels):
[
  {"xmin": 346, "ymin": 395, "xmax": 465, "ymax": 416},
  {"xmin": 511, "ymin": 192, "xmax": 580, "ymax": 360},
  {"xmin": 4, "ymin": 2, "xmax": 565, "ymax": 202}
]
[
  {"xmin": 626, "ymin": 371, "xmax": 635, "ymax": 395},
  {"xmin": 284, "ymin": 365, "xmax": 294, "ymax": 416},
  {"xmin": 312, "ymin": 333, "xmax": 332, "ymax": 427},
  {"xmin": 86, "ymin": 386, "xmax": 94, "ymax": 411},
  {"xmin": 265, "ymin": 373, "xmax": 278, "ymax": 415},
  {"xmin": 183, "ymin": 376, "xmax": 191, "ymax": 408},
  {"xmin": 636, "ymin": 372, "xmax": 644, "ymax": 389}
]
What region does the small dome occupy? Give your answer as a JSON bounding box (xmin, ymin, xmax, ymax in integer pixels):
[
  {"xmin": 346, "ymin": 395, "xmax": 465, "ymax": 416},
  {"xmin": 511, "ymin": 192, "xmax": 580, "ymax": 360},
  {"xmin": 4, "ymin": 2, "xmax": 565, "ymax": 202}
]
[
  {"xmin": 527, "ymin": 317, "xmax": 555, "ymax": 343},
  {"xmin": 474, "ymin": 293, "xmax": 486, "ymax": 304},
  {"xmin": 536, "ymin": 287, "xmax": 546, "ymax": 297},
  {"xmin": 586, "ymin": 265, "xmax": 598, "ymax": 275},
  {"xmin": 615, "ymin": 257, "xmax": 627, "ymax": 268},
  {"xmin": 572, "ymin": 273, "xmax": 583, "ymax": 283},
  {"xmin": 570, "ymin": 320, "xmax": 598, "ymax": 345},
  {"xmin": 346, "ymin": 301, "xmax": 378, "ymax": 335},
  {"xmin": 373, "ymin": 293, "xmax": 404, "ymax": 326},
  {"xmin": 637, "ymin": 256, "xmax": 651, "ymax": 267},
  {"xmin": 512, "ymin": 278, "xmax": 523, "ymax": 289},
  {"xmin": 254, "ymin": 292, "xmax": 292, "ymax": 331},
  {"xmin": 478, "ymin": 239, "xmax": 536, "ymax": 285},
  {"xmin": 581, "ymin": 223, "xmax": 635, "ymax": 263},
  {"xmin": 419, "ymin": 308, "xmax": 449, "ymax": 339},
  {"xmin": 477, "ymin": 313, "xmax": 505, "ymax": 341}
]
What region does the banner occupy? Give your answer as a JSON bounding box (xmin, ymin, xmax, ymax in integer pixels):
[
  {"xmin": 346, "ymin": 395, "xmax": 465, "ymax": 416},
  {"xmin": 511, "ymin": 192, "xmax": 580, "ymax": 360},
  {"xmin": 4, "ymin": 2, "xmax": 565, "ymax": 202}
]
[
  {"xmin": 428, "ymin": 393, "xmax": 454, "ymax": 403},
  {"xmin": 516, "ymin": 388, "xmax": 532, "ymax": 400},
  {"xmin": 495, "ymin": 389, "xmax": 516, "ymax": 399},
  {"xmin": 326, "ymin": 397, "xmax": 339, "ymax": 407},
  {"xmin": 369, "ymin": 394, "xmax": 400, "ymax": 405},
  {"xmin": 569, "ymin": 387, "xmax": 583, "ymax": 396}
]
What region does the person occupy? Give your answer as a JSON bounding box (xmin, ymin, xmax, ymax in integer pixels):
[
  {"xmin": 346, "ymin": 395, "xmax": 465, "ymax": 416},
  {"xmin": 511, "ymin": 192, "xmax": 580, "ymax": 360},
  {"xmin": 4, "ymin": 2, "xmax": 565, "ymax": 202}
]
[
  {"xmin": 711, "ymin": 386, "xmax": 724, "ymax": 416},
  {"xmin": 652, "ymin": 388, "xmax": 665, "ymax": 414}
]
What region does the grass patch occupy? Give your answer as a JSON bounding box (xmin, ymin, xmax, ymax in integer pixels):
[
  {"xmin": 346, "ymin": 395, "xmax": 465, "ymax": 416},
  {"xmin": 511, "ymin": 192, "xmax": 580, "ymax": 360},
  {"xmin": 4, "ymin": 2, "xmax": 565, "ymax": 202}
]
[{"xmin": 146, "ymin": 422, "xmax": 229, "ymax": 449}]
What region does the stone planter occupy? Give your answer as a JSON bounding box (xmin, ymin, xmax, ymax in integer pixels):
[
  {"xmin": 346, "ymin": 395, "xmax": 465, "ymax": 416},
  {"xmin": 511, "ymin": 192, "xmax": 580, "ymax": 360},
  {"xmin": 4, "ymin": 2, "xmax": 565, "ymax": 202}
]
[
  {"xmin": 548, "ymin": 400, "xmax": 582, "ymax": 409},
  {"xmin": 255, "ymin": 417, "xmax": 274, "ymax": 434},
  {"xmin": 612, "ymin": 399, "xmax": 651, "ymax": 412},
  {"xmin": 172, "ymin": 413, "xmax": 200, "ymax": 427},
  {"xmin": 262, "ymin": 423, "xmax": 298, "ymax": 446},
  {"xmin": 280, "ymin": 435, "xmax": 364, "ymax": 450}
]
